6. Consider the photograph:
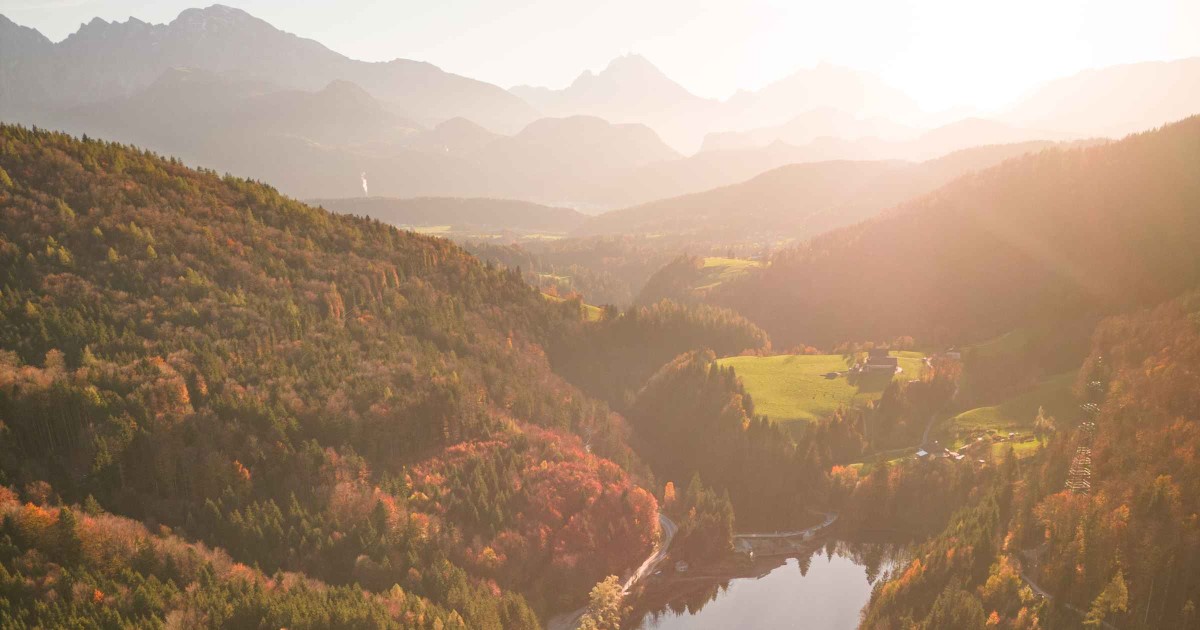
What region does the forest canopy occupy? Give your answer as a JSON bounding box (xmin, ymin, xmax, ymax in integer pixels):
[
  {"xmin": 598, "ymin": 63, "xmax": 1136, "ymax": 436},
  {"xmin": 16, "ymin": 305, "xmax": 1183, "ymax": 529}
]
[{"xmin": 0, "ymin": 124, "xmax": 659, "ymax": 627}]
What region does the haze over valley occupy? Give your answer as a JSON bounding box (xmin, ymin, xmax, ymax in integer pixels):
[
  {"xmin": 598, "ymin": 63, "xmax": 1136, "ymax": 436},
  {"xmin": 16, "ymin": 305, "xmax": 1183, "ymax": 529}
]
[{"xmin": 3, "ymin": 2, "xmax": 1200, "ymax": 629}]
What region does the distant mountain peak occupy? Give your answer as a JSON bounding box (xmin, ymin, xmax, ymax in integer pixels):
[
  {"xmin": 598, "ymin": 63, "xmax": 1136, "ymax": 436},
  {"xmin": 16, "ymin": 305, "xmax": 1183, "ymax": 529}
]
[
  {"xmin": 0, "ymin": 13, "xmax": 51, "ymax": 48},
  {"xmin": 596, "ymin": 53, "xmax": 675, "ymax": 84},
  {"xmin": 2, "ymin": 4, "xmax": 536, "ymax": 133},
  {"xmin": 176, "ymin": 4, "xmax": 255, "ymax": 21},
  {"xmin": 603, "ymin": 53, "xmax": 659, "ymax": 74},
  {"xmin": 566, "ymin": 55, "xmax": 699, "ymax": 112},
  {"xmin": 170, "ymin": 4, "xmax": 271, "ymax": 34}
]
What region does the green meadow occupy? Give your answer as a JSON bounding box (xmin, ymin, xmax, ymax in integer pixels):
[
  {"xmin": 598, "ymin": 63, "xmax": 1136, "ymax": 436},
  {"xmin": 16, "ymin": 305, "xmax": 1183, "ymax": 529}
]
[
  {"xmin": 933, "ymin": 370, "xmax": 1076, "ymax": 460},
  {"xmin": 950, "ymin": 371, "xmax": 1077, "ymax": 433},
  {"xmin": 716, "ymin": 352, "xmax": 926, "ymax": 427},
  {"xmin": 541, "ymin": 292, "xmax": 604, "ymax": 321},
  {"xmin": 694, "ymin": 257, "xmax": 762, "ymax": 291},
  {"xmin": 966, "ymin": 328, "xmax": 1033, "ymax": 359}
]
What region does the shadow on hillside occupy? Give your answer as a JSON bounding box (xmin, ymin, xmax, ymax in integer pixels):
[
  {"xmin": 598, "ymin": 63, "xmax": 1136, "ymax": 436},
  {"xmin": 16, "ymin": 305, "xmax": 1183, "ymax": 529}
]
[{"xmin": 849, "ymin": 370, "xmax": 894, "ymax": 394}]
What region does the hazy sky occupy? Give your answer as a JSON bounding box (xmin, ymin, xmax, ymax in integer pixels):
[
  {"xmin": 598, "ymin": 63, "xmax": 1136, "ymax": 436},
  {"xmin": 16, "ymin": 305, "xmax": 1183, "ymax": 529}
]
[{"xmin": 6, "ymin": 0, "xmax": 1200, "ymax": 111}]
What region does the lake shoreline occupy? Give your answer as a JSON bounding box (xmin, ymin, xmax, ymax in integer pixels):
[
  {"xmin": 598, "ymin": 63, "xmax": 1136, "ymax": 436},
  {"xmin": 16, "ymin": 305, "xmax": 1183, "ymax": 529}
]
[{"xmin": 623, "ymin": 533, "xmax": 912, "ymax": 630}]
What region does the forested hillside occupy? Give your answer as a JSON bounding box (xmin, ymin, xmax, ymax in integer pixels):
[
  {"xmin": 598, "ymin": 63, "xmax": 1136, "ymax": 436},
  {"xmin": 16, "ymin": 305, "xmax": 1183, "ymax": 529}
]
[
  {"xmin": 1022, "ymin": 292, "xmax": 1200, "ymax": 628},
  {"xmin": 0, "ymin": 125, "xmax": 659, "ymax": 626},
  {"xmin": 461, "ymin": 240, "xmax": 632, "ymax": 307},
  {"xmin": 859, "ymin": 289, "xmax": 1200, "ymax": 629},
  {"xmin": 708, "ymin": 116, "xmax": 1200, "ymax": 348},
  {"xmin": 546, "ymin": 300, "xmax": 770, "ymax": 409},
  {"xmin": 0, "ymin": 488, "xmax": 474, "ymax": 628},
  {"xmin": 578, "ymin": 141, "xmax": 1057, "ymax": 246},
  {"xmin": 625, "ymin": 351, "xmax": 811, "ymax": 527}
]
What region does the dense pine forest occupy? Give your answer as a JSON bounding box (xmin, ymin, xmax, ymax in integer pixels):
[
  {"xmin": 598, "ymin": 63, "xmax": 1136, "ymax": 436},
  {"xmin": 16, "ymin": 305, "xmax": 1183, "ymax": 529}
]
[
  {"xmin": 547, "ymin": 300, "xmax": 769, "ymax": 410},
  {"xmin": 0, "ymin": 487, "xmax": 477, "ymax": 628},
  {"xmin": 0, "ymin": 125, "xmax": 663, "ymax": 627}
]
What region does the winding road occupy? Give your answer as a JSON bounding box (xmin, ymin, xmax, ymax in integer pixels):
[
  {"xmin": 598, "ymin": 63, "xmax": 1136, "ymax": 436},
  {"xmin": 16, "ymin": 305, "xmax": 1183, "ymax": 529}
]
[
  {"xmin": 623, "ymin": 513, "xmax": 678, "ymax": 594},
  {"xmin": 546, "ymin": 512, "xmax": 677, "ymax": 630}
]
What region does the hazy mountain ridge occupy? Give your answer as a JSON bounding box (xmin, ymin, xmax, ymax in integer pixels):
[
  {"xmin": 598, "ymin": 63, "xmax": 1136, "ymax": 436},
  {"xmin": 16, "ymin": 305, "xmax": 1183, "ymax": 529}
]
[
  {"xmin": 704, "ymin": 114, "xmax": 1079, "ymax": 160},
  {"xmin": 512, "ymin": 57, "xmax": 929, "ymax": 153},
  {"xmin": 701, "ymin": 107, "xmax": 917, "ymax": 151},
  {"xmin": 512, "ymin": 54, "xmax": 724, "ymax": 152},
  {"xmin": 521, "ymin": 53, "xmax": 1200, "ymax": 159},
  {"xmin": 1004, "ymin": 57, "xmax": 1200, "ymax": 137},
  {"xmin": 703, "ymin": 116, "xmax": 1200, "ymax": 347},
  {"xmin": 6, "ymin": 6, "xmax": 1198, "ymax": 211},
  {"xmin": 0, "ymin": 4, "xmax": 536, "ymax": 132},
  {"xmin": 580, "ymin": 140, "xmax": 1063, "ymax": 244},
  {"xmin": 26, "ymin": 68, "xmax": 685, "ymax": 204},
  {"xmin": 723, "ymin": 62, "xmax": 926, "ymax": 129}
]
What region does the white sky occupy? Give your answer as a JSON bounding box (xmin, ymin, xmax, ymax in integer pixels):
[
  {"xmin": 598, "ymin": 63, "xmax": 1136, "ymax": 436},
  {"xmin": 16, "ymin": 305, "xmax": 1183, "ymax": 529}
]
[{"xmin": 5, "ymin": 0, "xmax": 1200, "ymax": 112}]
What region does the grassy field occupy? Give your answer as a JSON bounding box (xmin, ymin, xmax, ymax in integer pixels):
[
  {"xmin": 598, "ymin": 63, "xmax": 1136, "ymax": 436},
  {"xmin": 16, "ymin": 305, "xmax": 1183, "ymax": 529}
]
[
  {"xmin": 541, "ymin": 292, "xmax": 603, "ymax": 321},
  {"xmin": 932, "ymin": 370, "xmax": 1076, "ymax": 461},
  {"xmin": 694, "ymin": 257, "xmax": 763, "ymax": 291},
  {"xmin": 964, "ymin": 327, "xmax": 1033, "ymax": 359},
  {"xmin": 582, "ymin": 303, "xmax": 603, "ymax": 321},
  {"xmin": 847, "ymin": 445, "xmax": 920, "ymax": 474},
  {"xmin": 991, "ymin": 439, "xmax": 1042, "ymax": 459},
  {"xmin": 716, "ymin": 352, "xmax": 926, "ymax": 426},
  {"xmin": 951, "ymin": 371, "xmax": 1077, "ymax": 433},
  {"xmin": 405, "ymin": 225, "xmax": 565, "ymax": 242},
  {"xmin": 409, "ymin": 225, "xmax": 452, "ymax": 235}
]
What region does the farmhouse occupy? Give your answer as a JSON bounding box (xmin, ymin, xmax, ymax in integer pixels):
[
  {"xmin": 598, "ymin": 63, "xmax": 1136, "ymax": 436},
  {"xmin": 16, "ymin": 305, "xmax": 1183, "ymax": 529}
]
[{"xmin": 864, "ymin": 348, "xmax": 899, "ymax": 373}]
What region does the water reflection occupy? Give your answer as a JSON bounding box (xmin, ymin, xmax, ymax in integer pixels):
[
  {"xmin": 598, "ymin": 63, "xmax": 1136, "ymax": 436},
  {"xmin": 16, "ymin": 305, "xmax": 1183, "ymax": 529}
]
[{"xmin": 627, "ymin": 539, "xmax": 908, "ymax": 630}]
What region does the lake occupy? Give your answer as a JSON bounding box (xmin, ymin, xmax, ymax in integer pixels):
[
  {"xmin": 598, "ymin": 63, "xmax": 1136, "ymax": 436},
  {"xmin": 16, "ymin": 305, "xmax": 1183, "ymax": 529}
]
[{"xmin": 628, "ymin": 541, "xmax": 906, "ymax": 630}]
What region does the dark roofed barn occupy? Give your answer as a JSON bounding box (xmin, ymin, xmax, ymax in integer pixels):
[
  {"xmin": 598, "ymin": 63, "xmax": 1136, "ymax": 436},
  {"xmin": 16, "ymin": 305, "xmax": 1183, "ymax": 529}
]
[{"xmin": 864, "ymin": 352, "xmax": 898, "ymax": 372}]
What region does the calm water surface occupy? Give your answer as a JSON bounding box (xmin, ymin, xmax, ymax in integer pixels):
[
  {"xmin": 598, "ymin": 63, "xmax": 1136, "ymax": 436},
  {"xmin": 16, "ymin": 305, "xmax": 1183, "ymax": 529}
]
[{"xmin": 631, "ymin": 541, "xmax": 905, "ymax": 630}]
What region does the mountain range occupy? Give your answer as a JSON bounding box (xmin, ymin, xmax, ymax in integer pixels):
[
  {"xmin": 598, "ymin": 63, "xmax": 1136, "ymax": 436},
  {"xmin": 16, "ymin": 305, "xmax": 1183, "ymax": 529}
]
[
  {"xmin": 34, "ymin": 67, "xmax": 684, "ymax": 204},
  {"xmin": 0, "ymin": 6, "xmax": 535, "ymax": 132},
  {"xmin": 3, "ymin": 5, "xmax": 1199, "ymax": 213},
  {"xmin": 511, "ymin": 57, "xmax": 930, "ymax": 153},
  {"xmin": 511, "ymin": 54, "xmax": 722, "ymax": 153}
]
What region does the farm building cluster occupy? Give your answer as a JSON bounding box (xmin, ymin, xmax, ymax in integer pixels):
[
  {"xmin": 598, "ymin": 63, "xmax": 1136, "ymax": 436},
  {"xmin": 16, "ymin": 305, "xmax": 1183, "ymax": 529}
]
[{"xmin": 854, "ymin": 348, "xmax": 899, "ymax": 373}]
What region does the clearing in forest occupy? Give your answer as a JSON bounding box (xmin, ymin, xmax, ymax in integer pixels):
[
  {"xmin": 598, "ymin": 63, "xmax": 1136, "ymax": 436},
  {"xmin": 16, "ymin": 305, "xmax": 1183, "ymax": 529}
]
[{"xmin": 716, "ymin": 352, "xmax": 926, "ymax": 427}]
